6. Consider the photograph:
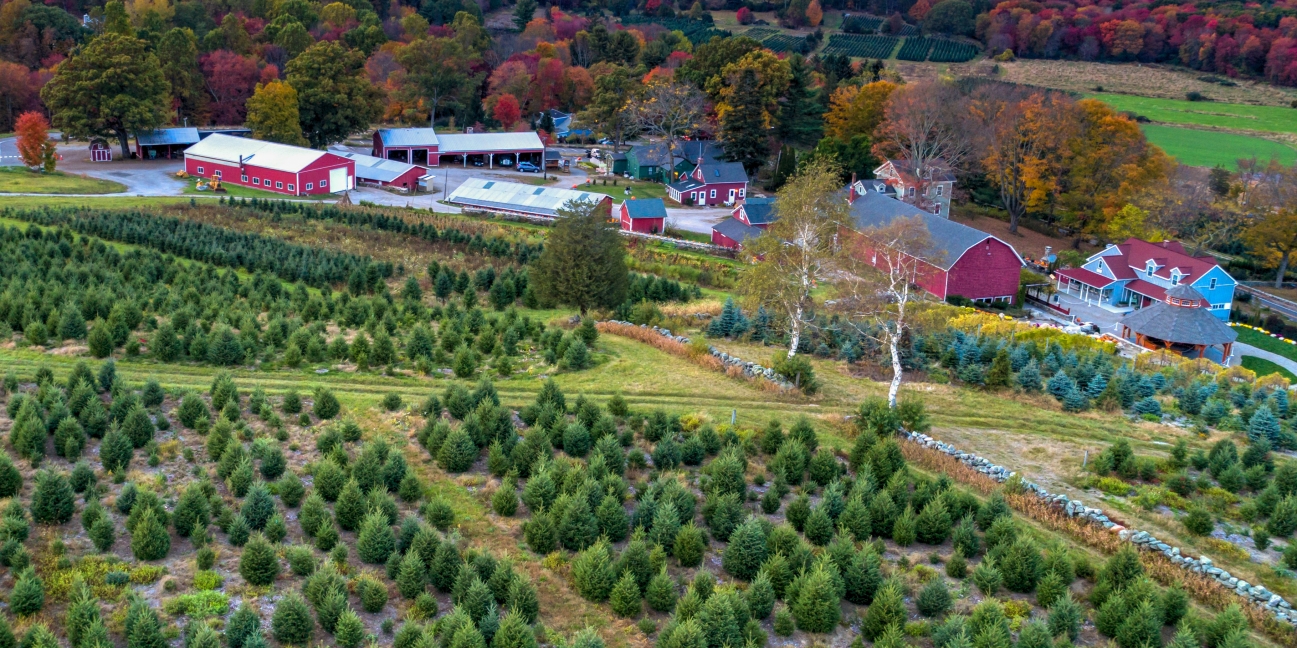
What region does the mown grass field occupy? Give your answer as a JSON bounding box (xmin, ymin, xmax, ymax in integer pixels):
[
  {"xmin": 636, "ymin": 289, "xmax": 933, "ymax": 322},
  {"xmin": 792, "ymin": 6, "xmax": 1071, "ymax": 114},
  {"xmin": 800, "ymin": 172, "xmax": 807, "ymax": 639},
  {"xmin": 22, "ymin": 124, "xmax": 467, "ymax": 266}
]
[
  {"xmin": 570, "ymin": 179, "xmax": 668, "ymax": 201},
  {"xmin": 1138, "ymin": 125, "xmax": 1297, "ymax": 167},
  {"xmin": 0, "ymin": 166, "xmax": 126, "ymax": 194},
  {"xmin": 1234, "ymin": 326, "xmax": 1297, "ymax": 362},
  {"xmin": 1088, "ymin": 94, "xmax": 1297, "ymax": 134},
  {"xmin": 1240, "ymin": 356, "xmax": 1297, "ymax": 381}
]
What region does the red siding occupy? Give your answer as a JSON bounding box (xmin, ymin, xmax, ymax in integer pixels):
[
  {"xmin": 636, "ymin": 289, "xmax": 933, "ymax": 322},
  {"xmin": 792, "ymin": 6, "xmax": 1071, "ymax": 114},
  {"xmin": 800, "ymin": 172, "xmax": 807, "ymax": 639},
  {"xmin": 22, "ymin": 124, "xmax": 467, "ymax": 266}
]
[
  {"xmin": 671, "ymin": 182, "xmax": 748, "ymax": 206},
  {"xmin": 624, "ymin": 216, "xmax": 664, "ymax": 233},
  {"xmin": 945, "ymin": 238, "xmax": 1023, "ymax": 303},
  {"xmin": 712, "ymin": 230, "xmax": 742, "ymax": 249},
  {"xmin": 184, "ymin": 155, "xmax": 352, "ymax": 196}
]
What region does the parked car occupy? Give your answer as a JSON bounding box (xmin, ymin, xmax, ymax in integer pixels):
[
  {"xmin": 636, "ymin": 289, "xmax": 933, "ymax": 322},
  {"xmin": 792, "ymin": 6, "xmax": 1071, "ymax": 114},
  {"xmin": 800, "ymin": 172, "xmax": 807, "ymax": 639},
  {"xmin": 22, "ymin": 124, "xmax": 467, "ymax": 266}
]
[{"xmin": 517, "ymin": 162, "xmax": 540, "ymax": 172}]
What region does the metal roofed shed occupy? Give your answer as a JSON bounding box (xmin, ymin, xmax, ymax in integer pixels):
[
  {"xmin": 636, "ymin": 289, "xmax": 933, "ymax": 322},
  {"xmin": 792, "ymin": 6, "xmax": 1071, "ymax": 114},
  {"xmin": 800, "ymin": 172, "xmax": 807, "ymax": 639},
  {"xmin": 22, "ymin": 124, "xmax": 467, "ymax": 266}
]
[
  {"xmin": 377, "ymin": 128, "xmax": 439, "ymax": 147},
  {"xmin": 135, "ymin": 127, "xmax": 200, "ymax": 159},
  {"xmin": 446, "ymin": 178, "xmax": 611, "ymax": 218},
  {"xmin": 336, "ymin": 151, "xmax": 431, "ymax": 192},
  {"xmin": 437, "ymin": 132, "xmax": 544, "ymax": 154}
]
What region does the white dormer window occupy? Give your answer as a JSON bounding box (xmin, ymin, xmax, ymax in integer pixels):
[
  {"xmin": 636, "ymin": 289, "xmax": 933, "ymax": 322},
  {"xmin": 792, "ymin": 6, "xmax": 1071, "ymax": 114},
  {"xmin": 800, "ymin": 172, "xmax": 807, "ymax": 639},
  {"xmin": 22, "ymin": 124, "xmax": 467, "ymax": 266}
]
[
  {"xmin": 1145, "ymin": 261, "xmax": 1155, "ymax": 277},
  {"xmin": 1170, "ymin": 270, "xmax": 1181, "ymax": 286}
]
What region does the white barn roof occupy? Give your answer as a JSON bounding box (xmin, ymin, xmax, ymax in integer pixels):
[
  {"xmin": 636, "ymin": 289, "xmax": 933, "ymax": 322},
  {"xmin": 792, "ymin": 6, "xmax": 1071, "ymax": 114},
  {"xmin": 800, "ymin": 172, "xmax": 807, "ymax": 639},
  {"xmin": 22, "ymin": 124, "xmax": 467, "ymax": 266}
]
[
  {"xmin": 336, "ymin": 151, "xmax": 430, "ymax": 183},
  {"xmin": 447, "ymin": 178, "xmax": 607, "ymax": 217},
  {"xmin": 184, "ymin": 134, "xmax": 331, "ymax": 174},
  {"xmin": 437, "ymin": 132, "xmax": 544, "ymax": 153}
]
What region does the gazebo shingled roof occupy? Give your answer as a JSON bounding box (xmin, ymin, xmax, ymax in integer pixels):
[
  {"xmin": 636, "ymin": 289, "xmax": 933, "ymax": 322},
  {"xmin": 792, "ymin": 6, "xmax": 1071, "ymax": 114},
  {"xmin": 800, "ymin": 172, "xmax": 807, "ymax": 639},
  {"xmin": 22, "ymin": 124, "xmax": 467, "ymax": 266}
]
[{"xmin": 1118, "ymin": 285, "xmax": 1237, "ymax": 347}]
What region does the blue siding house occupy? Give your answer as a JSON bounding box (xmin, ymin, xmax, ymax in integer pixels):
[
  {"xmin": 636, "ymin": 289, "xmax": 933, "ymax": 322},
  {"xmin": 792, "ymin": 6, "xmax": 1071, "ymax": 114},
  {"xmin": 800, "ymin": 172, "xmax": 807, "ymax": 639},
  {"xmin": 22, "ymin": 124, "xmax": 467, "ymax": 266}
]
[{"xmin": 1054, "ymin": 238, "xmax": 1236, "ymax": 320}]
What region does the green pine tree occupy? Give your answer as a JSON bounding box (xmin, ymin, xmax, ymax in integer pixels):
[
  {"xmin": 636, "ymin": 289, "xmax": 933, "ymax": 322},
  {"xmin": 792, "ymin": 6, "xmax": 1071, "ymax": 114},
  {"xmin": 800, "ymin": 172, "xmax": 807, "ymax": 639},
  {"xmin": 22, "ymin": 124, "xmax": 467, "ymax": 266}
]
[
  {"xmin": 531, "ymin": 200, "xmax": 629, "ymax": 315},
  {"xmin": 722, "ymin": 517, "xmax": 768, "ymax": 580},
  {"xmin": 130, "ymin": 507, "xmax": 170, "ymax": 560},
  {"xmin": 792, "ymin": 564, "xmax": 842, "ymax": 633},
  {"xmin": 571, "ymin": 540, "xmax": 614, "ymax": 602},
  {"xmin": 271, "ymin": 593, "xmax": 313, "ymax": 645},
  {"xmin": 892, "ymin": 505, "xmax": 917, "ymax": 546},
  {"xmin": 720, "ymin": 68, "xmax": 771, "ymax": 177},
  {"xmin": 239, "ymin": 533, "xmax": 281, "ymax": 586},
  {"xmin": 673, "ymin": 522, "xmax": 706, "ymax": 567},
  {"xmin": 438, "ymin": 427, "xmax": 479, "ymax": 473},
  {"xmin": 916, "ymin": 578, "xmax": 951, "ymax": 617},
  {"xmin": 397, "ymin": 552, "xmax": 427, "ymax": 599},
  {"xmin": 609, "ymin": 570, "xmax": 642, "ymax": 617},
  {"xmin": 356, "ymin": 510, "xmax": 396, "ymax": 564},
  {"xmin": 863, "ymin": 580, "xmax": 906, "ymax": 639},
  {"xmin": 334, "ymin": 608, "xmax": 365, "ymax": 648},
  {"xmin": 646, "ymin": 568, "xmax": 678, "ymax": 613},
  {"xmin": 32, "ymin": 470, "xmax": 74, "ymax": 525},
  {"xmin": 746, "ymin": 570, "xmax": 775, "ymax": 619},
  {"xmin": 9, "ymin": 567, "xmax": 43, "ymax": 616},
  {"xmin": 493, "ymin": 610, "xmax": 537, "ymax": 648}
]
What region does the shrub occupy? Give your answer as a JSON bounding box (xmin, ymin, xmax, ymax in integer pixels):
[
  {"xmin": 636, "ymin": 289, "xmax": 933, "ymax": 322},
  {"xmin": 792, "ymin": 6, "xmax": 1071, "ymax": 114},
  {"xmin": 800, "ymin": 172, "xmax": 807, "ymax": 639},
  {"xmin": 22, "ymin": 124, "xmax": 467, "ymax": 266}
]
[
  {"xmin": 773, "ymin": 608, "xmax": 794, "ymax": 636},
  {"xmin": 313, "ymin": 388, "xmax": 340, "ymax": 419},
  {"xmin": 1183, "ymin": 506, "xmax": 1214, "ymax": 536},
  {"xmin": 492, "ymin": 486, "xmax": 518, "ymax": 516}
]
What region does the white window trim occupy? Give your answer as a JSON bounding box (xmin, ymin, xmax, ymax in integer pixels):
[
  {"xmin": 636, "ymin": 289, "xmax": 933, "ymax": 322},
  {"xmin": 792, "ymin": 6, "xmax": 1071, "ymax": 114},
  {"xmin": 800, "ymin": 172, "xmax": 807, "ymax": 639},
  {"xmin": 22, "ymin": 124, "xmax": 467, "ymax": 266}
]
[
  {"xmin": 213, "ymin": 170, "xmax": 221, "ymax": 178},
  {"xmin": 276, "ymin": 181, "xmax": 283, "ymax": 189},
  {"xmin": 306, "ymin": 182, "xmax": 313, "ymax": 190},
  {"xmin": 287, "ymin": 184, "xmax": 295, "ymax": 192},
  {"xmin": 241, "ymin": 174, "xmax": 248, "ymax": 182},
  {"xmin": 320, "ymin": 179, "xmax": 327, "ymax": 187},
  {"xmin": 709, "ymin": 189, "xmax": 716, "ymax": 199},
  {"xmin": 196, "ymin": 166, "xmax": 204, "ymax": 174},
  {"xmin": 253, "ymin": 178, "xmax": 260, "ymax": 185}
]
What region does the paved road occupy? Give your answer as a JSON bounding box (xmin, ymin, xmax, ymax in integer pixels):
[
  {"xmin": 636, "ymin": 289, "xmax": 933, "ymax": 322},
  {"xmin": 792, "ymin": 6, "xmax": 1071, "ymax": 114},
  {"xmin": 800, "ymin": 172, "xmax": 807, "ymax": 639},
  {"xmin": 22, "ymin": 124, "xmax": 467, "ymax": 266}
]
[
  {"xmin": 1230, "ymin": 342, "xmax": 1297, "ymax": 376},
  {"xmin": 0, "ymin": 137, "xmax": 18, "ymax": 166},
  {"xmin": 1239, "ymin": 285, "xmax": 1297, "ymax": 319}
]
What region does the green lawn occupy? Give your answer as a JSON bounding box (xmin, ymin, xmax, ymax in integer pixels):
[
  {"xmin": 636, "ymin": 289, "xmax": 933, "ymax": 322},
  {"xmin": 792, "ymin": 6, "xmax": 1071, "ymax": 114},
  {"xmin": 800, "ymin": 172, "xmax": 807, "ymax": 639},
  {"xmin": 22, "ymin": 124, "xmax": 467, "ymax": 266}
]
[
  {"xmin": 569, "ymin": 179, "xmax": 668, "ymax": 201},
  {"xmin": 0, "ymin": 167, "xmax": 126, "ymax": 194},
  {"xmin": 1139, "ymin": 124, "xmax": 1297, "ymax": 168},
  {"xmin": 1234, "ymin": 325, "xmax": 1297, "ymax": 362},
  {"xmin": 1241, "ymin": 355, "xmax": 1297, "ymax": 381},
  {"xmin": 1088, "ymin": 93, "xmax": 1297, "ymax": 134}
]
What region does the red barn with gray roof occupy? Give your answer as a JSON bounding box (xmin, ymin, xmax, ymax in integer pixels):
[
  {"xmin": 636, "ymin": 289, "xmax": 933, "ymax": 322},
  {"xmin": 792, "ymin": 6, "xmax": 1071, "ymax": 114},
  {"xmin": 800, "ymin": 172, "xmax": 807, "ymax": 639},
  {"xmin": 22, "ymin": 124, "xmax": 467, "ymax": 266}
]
[
  {"xmin": 847, "ymin": 180, "xmax": 1024, "ymax": 304},
  {"xmin": 618, "ymin": 199, "xmax": 667, "ymax": 233}
]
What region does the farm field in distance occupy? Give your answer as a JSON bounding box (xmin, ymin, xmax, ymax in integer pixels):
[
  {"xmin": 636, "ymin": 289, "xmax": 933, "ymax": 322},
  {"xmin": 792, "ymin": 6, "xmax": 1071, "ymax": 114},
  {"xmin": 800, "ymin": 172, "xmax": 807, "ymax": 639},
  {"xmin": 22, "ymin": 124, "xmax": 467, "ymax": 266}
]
[
  {"xmin": 1138, "ymin": 124, "xmax": 1297, "ymax": 167},
  {"xmin": 1084, "ymin": 94, "xmax": 1297, "ymax": 134}
]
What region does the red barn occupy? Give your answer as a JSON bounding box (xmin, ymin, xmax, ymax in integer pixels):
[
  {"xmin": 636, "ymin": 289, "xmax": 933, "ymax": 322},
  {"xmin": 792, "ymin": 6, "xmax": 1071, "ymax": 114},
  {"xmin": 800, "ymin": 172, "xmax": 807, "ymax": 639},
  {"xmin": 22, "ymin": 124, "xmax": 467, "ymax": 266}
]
[
  {"xmin": 711, "ymin": 217, "xmax": 764, "ymax": 249},
  {"xmin": 184, "ymin": 134, "xmax": 354, "ymax": 196},
  {"xmin": 732, "ymin": 196, "xmax": 776, "ymax": 229},
  {"xmin": 667, "ymin": 158, "xmax": 748, "ymax": 206},
  {"xmin": 847, "ymin": 180, "xmax": 1024, "ymax": 304},
  {"xmin": 618, "ymin": 199, "xmax": 667, "ymax": 233}
]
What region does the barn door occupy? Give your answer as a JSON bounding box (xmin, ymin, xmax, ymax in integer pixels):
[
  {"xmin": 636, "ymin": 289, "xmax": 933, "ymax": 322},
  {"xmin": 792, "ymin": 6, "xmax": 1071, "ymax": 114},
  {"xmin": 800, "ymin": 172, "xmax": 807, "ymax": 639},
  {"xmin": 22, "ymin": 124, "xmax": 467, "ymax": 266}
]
[{"xmin": 329, "ymin": 167, "xmax": 350, "ymax": 193}]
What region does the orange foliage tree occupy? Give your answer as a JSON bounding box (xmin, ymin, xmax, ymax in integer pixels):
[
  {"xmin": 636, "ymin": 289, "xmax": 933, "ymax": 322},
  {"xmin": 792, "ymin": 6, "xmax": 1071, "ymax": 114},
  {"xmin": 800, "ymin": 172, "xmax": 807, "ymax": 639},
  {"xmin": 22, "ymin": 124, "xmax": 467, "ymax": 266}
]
[
  {"xmin": 15, "ymin": 111, "xmax": 53, "ymax": 171},
  {"xmin": 824, "ymin": 80, "xmax": 896, "ymax": 141},
  {"xmin": 806, "ymin": 0, "xmax": 824, "ymax": 27}
]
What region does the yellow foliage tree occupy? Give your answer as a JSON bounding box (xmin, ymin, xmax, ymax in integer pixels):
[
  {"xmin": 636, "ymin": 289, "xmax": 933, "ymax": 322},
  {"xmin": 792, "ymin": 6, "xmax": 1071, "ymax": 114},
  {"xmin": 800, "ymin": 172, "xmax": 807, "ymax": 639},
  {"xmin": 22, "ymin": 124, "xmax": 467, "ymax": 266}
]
[
  {"xmin": 1104, "ymin": 204, "xmax": 1167, "ymax": 243},
  {"xmin": 246, "ymin": 81, "xmax": 308, "ymax": 146},
  {"xmin": 823, "ymin": 81, "xmax": 896, "ymax": 141},
  {"xmin": 706, "ymin": 50, "xmax": 791, "ymax": 121}
]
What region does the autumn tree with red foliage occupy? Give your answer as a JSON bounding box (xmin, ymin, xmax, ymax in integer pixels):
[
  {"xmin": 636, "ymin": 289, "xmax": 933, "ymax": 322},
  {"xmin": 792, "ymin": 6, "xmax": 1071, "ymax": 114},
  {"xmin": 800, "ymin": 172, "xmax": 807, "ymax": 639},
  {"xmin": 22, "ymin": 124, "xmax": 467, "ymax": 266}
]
[
  {"xmin": 493, "ymin": 93, "xmax": 521, "ymax": 129},
  {"xmin": 737, "ymin": 7, "xmax": 753, "ymax": 24},
  {"xmin": 201, "ymin": 50, "xmax": 260, "ymax": 126},
  {"xmin": 15, "ymin": 111, "xmax": 53, "ymax": 171}
]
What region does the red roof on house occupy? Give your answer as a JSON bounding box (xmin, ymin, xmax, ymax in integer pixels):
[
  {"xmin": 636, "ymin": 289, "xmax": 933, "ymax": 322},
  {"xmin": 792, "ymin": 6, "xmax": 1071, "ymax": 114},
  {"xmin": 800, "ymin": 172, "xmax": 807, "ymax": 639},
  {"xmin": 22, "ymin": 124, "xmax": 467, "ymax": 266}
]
[
  {"xmin": 1056, "ymin": 267, "xmax": 1116, "ymax": 288},
  {"xmin": 1109, "ymin": 238, "xmax": 1219, "ymax": 283},
  {"xmin": 1125, "ymin": 279, "xmax": 1168, "ymax": 301}
]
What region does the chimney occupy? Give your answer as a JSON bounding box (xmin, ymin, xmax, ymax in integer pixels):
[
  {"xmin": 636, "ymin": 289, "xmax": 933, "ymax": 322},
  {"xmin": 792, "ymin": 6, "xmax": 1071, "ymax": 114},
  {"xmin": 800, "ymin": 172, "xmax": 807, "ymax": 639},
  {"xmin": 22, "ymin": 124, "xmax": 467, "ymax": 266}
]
[
  {"xmin": 1044, "ymin": 246, "xmax": 1052, "ymax": 259},
  {"xmin": 848, "ymin": 173, "xmax": 858, "ymax": 204}
]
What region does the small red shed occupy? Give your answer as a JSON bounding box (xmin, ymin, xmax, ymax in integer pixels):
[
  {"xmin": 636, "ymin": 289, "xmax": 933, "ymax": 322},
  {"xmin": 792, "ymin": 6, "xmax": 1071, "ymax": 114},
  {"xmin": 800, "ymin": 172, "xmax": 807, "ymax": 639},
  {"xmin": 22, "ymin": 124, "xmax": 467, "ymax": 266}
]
[
  {"xmin": 89, "ymin": 140, "xmax": 112, "ymax": 163},
  {"xmin": 618, "ymin": 199, "xmax": 668, "ymax": 233}
]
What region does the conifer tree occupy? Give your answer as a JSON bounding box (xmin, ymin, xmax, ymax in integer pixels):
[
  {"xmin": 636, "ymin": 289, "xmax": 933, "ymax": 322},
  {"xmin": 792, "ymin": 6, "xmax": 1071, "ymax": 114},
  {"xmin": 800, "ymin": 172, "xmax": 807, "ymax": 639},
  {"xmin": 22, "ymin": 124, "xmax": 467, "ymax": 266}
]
[
  {"xmin": 1048, "ymin": 593, "xmax": 1082, "ymax": 641},
  {"xmin": 746, "ymin": 570, "xmax": 775, "ymax": 619},
  {"xmin": 723, "ymin": 517, "xmax": 768, "ymax": 580},
  {"xmin": 357, "ymin": 510, "xmax": 396, "ymax": 564},
  {"xmin": 792, "ymin": 564, "xmax": 841, "ymax": 633},
  {"xmin": 239, "ymin": 533, "xmax": 281, "ymax": 586},
  {"xmin": 916, "ymin": 578, "xmax": 951, "ymax": 617},
  {"xmin": 863, "ymin": 580, "xmax": 906, "ymax": 639},
  {"xmin": 673, "ymin": 522, "xmax": 706, "ymax": 567},
  {"xmin": 804, "ymin": 507, "xmax": 835, "ymax": 546},
  {"xmin": 1116, "ymin": 600, "xmax": 1162, "ymax": 648},
  {"xmin": 508, "ymin": 577, "xmax": 540, "ymax": 624},
  {"xmin": 892, "ymin": 505, "xmax": 917, "ymax": 546},
  {"xmin": 609, "ymin": 570, "xmax": 642, "ymax": 617},
  {"xmin": 242, "ymin": 481, "xmax": 276, "ymax": 530},
  {"xmin": 272, "ymin": 592, "xmax": 313, "ymax": 645},
  {"xmin": 719, "ymin": 68, "xmax": 771, "ymax": 176},
  {"xmin": 1035, "ymin": 570, "xmax": 1065, "ymax": 608},
  {"xmin": 397, "ymin": 552, "xmax": 427, "ymax": 599},
  {"xmin": 596, "ymin": 494, "xmax": 629, "ymax": 542},
  {"xmin": 313, "ymin": 388, "xmax": 340, "ymax": 419},
  {"xmin": 130, "ymin": 507, "xmax": 170, "ymax": 560},
  {"xmin": 101, "ymin": 425, "xmax": 134, "ymax": 473},
  {"xmin": 0, "ymin": 453, "xmax": 21, "ymax": 497},
  {"xmin": 334, "ymin": 608, "xmax": 365, "ymax": 648},
  {"xmin": 334, "ymin": 479, "xmax": 365, "ymax": 531},
  {"xmin": 9, "ymin": 567, "xmax": 43, "ymax": 616},
  {"xmin": 90, "ymin": 515, "xmax": 115, "ymax": 551},
  {"xmin": 1001, "ymin": 537, "xmax": 1042, "ymax": 593},
  {"xmin": 571, "ymin": 540, "xmax": 614, "ymax": 602},
  {"xmin": 227, "ymin": 605, "xmax": 262, "ymax": 648},
  {"xmin": 559, "ymin": 496, "xmax": 598, "ymax": 551},
  {"xmin": 173, "ymin": 482, "xmax": 211, "ymax": 538},
  {"xmin": 123, "ymin": 406, "xmax": 154, "ymax": 448},
  {"xmin": 32, "ymin": 470, "xmax": 74, "ymax": 525},
  {"xmin": 916, "ymin": 500, "xmax": 952, "ymax": 545},
  {"xmin": 647, "ymin": 568, "xmax": 678, "ymax": 613},
  {"xmin": 438, "ymin": 427, "xmax": 479, "ymax": 473}
]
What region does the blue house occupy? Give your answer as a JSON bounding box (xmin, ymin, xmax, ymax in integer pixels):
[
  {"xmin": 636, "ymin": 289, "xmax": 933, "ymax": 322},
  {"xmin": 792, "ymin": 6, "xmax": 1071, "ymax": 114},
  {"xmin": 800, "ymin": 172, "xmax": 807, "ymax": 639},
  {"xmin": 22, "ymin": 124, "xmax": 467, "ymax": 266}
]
[{"xmin": 1054, "ymin": 238, "xmax": 1236, "ymax": 320}]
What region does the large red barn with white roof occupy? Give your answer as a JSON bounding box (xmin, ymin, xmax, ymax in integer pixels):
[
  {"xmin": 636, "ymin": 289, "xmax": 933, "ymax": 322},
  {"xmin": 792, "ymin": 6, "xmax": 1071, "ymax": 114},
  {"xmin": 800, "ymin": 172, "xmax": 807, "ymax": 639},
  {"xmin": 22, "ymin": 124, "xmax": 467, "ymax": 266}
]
[{"xmin": 184, "ymin": 134, "xmax": 354, "ymax": 196}]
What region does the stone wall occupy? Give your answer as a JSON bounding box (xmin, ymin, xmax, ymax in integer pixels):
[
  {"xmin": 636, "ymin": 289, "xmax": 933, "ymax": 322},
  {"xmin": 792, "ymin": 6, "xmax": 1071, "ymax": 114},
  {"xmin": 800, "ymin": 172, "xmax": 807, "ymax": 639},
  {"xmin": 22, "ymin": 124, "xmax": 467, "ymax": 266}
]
[
  {"xmin": 602, "ymin": 321, "xmax": 795, "ymax": 390},
  {"xmin": 903, "ymin": 430, "xmax": 1297, "ymax": 627}
]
